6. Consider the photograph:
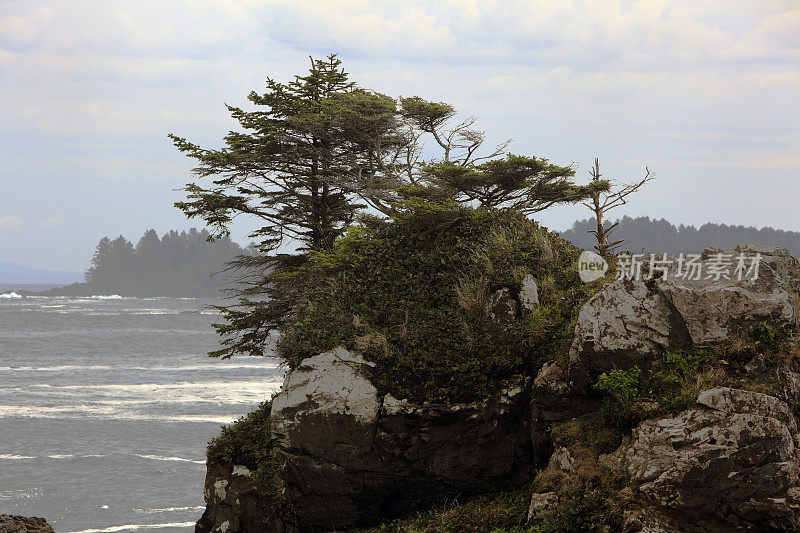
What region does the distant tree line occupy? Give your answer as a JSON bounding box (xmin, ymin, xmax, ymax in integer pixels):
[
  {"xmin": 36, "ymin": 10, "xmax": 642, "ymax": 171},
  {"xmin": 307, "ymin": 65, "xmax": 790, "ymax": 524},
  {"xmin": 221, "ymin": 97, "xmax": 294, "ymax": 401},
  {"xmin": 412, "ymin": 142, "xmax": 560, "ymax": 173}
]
[
  {"xmin": 82, "ymin": 228, "xmax": 250, "ymax": 296},
  {"xmin": 563, "ymin": 216, "xmax": 800, "ymax": 256}
]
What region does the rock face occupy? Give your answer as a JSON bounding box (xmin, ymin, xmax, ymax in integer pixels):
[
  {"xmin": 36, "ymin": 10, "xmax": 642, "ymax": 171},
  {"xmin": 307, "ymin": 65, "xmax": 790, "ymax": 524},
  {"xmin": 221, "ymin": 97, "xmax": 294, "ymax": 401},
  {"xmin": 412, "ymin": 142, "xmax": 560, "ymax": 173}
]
[
  {"xmin": 567, "ymin": 249, "xmax": 798, "ymax": 390},
  {"xmin": 614, "ymin": 387, "xmax": 800, "ymax": 531},
  {"xmin": 0, "ymin": 516, "xmax": 54, "ymax": 533},
  {"xmin": 269, "ymin": 347, "xmax": 533, "ymax": 529},
  {"xmin": 196, "ymin": 461, "xmax": 295, "ymax": 533}
]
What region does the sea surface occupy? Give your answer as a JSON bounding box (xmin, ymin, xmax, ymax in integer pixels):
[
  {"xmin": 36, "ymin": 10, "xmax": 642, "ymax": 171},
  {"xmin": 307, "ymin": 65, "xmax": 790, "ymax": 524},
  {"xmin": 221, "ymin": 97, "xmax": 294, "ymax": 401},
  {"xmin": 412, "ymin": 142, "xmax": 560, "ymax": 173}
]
[{"xmin": 0, "ymin": 292, "xmax": 285, "ymax": 532}]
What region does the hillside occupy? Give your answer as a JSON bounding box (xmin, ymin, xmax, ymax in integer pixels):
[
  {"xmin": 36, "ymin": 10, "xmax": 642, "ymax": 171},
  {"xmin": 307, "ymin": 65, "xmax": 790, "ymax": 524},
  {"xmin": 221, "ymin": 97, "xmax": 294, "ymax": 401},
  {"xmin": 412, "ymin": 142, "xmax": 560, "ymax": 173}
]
[{"xmin": 563, "ymin": 216, "xmax": 800, "ymax": 256}]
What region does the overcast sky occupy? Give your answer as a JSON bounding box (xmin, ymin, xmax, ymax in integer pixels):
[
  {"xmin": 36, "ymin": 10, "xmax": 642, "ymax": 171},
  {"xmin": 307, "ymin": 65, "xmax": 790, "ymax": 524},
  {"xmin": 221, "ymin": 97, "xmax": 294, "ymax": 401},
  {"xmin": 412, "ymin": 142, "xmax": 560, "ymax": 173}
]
[{"xmin": 1, "ymin": 0, "xmax": 798, "ymax": 271}]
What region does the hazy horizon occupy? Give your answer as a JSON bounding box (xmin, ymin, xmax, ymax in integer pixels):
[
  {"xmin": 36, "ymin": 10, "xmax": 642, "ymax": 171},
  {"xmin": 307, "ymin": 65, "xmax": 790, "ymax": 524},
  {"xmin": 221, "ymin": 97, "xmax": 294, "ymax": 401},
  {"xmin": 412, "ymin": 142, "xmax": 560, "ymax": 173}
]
[{"xmin": 2, "ymin": 1, "xmax": 798, "ymax": 271}]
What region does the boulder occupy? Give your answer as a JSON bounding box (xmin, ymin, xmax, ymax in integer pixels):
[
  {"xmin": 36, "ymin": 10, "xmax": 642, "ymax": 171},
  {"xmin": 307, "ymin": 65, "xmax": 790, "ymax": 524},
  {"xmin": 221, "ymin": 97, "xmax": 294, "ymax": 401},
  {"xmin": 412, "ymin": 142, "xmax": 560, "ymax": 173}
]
[
  {"xmin": 613, "ymin": 387, "xmax": 800, "ymax": 531},
  {"xmin": 0, "ymin": 516, "xmax": 54, "ymax": 533},
  {"xmin": 567, "ymin": 249, "xmax": 798, "ymax": 389},
  {"xmin": 527, "ymin": 491, "xmax": 558, "ymax": 521},
  {"xmin": 269, "ymin": 347, "xmax": 534, "ymax": 529},
  {"xmin": 487, "ymin": 287, "xmax": 519, "ymax": 335},
  {"xmin": 519, "ymin": 274, "xmax": 540, "ymax": 310},
  {"xmin": 704, "ymin": 245, "xmax": 800, "ymax": 295},
  {"xmin": 567, "ymin": 278, "xmax": 688, "ymax": 388}
]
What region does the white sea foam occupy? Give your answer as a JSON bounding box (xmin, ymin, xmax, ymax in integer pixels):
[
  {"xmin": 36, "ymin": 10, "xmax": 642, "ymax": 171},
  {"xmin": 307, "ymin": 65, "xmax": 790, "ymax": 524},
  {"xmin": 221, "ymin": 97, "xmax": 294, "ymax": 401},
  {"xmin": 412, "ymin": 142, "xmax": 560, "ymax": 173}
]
[
  {"xmin": 0, "ymin": 292, "xmax": 22, "ymax": 299},
  {"xmin": 88, "ymin": 295, "xmax": 125, "ymax": 300},
  {"xmin": 0, "ymin": 405, "xmax": 239, "ymax": 423},
  {"xmin": 0, "ymin": 361, "xmax": 280, "ymax": 372},
  {"xmin": 66, "ymin": 522, "xmax": 197, "ymax": 533},
  {"xmin": 133, "ymin": 506, "xmax": 205, "ymax": 513},
  {"xmin": 0, "ymin": 453, "xmax": 36, "ymax": 460},
  {"xmin": 135, "ymin": 454, "xmax": 205, "ymax": 465}
]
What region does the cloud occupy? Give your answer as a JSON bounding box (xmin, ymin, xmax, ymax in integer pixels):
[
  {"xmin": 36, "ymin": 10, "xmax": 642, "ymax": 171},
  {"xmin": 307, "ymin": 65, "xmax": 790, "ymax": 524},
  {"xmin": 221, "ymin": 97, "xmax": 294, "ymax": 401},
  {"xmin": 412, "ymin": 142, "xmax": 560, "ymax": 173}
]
[
  {"xmin": 40, "ymin": 217, "xmax": 66, "ymax": 231},
  {"xmin": 0, "ymin": 215, "xmax": 22, "ymax": 233}
]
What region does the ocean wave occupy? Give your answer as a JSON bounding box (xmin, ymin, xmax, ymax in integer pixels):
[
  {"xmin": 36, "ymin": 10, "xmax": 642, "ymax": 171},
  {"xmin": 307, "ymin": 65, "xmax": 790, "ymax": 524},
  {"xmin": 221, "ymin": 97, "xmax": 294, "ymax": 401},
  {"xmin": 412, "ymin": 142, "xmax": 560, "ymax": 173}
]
[
  {"xmin": 135, "ymin": 454, "xmax": 205, "ymax": 465},
  {"xmin": 133, "ymin": 506, "xmax": 205, "ymax": 513},
  {"xmin": 0, "ymin": 362, "xmax": 279, "ymax": 372},
  {"xmin": 66, "ymin": 522, "xmax": 197, "ymax": 533},
  {"xmin": 0, "ymin": 453, "xmax": 36, "ymax": 460},
  {"xmin": 0, "ymin": 292, "xmax": 22, "ymax": 299},
  {"xmin": 0, "ymin": 405, "xmax": 239, "ymax": 423}
]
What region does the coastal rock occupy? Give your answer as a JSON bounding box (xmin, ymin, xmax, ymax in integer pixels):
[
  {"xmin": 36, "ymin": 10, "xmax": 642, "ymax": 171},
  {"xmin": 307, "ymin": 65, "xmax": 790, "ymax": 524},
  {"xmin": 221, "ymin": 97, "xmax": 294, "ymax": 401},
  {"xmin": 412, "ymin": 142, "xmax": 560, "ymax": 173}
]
[
  {"xmin": 487, "ymin": 287, "xmax": 519, "ymax": 335},
  {"xmin": 269, "ymin": 347, "xmax": 533, "ymax": 529},
  {"xmin": 567, "ymin": 249, "xmax": 797, "ymax": 389},
  {"xmin": 527, "ymin": 491, "xmax": 558, "ymax": 521},
  {"xmin": 519, "ymin": 274, "xmax": 540, "ymax": 310},
  {"xmin": 0, "ymin": 516, "xmax": 54, "ymax": 533},
  {"xmin": 613, "ymin": 387, "xmax": 800, "ymax": 531},
  {"xmin": 704, "ymin": 245, "xmax": 800, "ymax": 295},
  {"xmin": 567, "ymin": 278, "xmax": 685, "ymax": 388},
  {"xmin": 195, "ymin": 461, "xmax": 297, "ymax": 533}
]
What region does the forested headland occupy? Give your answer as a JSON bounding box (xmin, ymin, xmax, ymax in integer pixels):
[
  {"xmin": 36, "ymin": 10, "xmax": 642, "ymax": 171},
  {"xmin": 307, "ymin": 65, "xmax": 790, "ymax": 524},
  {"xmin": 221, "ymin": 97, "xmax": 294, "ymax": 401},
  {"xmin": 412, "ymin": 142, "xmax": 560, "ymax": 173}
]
[{"xmin": 34, "ymin": 228, "xmax": 250, "ymax": 297}]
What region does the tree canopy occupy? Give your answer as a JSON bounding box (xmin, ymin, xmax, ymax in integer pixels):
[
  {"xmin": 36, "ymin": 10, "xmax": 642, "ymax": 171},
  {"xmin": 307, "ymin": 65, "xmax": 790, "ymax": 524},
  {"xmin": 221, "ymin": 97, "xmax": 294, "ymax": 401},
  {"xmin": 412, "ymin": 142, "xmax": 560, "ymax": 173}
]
[{"xmin": 170, "ymin": 54, "xmax": 607, "ymax": 358}]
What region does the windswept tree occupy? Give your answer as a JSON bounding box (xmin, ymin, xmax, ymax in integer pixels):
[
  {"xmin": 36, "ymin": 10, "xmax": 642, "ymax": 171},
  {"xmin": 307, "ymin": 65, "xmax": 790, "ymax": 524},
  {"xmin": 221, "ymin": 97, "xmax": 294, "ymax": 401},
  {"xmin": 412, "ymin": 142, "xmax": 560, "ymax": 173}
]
[
  {"xmin": 422, "ymin": 155, "xmax": 605, "ymax": 214},
  {"xmin": 170, "ymin": 55, "xmax": 410, "ymax": 253},
  {"xmin": 583, "ymin": 158, "xmax": 654, "ymax": 257},
  {"xmin": 170, "ymin": 55, "xmax": 604, "ymax": 358}
]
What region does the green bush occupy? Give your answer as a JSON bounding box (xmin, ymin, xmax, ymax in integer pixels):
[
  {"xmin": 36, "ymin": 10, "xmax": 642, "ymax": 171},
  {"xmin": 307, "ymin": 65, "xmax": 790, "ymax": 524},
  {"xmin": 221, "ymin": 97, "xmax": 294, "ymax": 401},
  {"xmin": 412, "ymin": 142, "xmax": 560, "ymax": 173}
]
[
  {"xmin": 595, "ymin": 350, "xmax": 705, "ymax": 427},
  {"xmin": 751, "ymin": 320, "xmax": 793, "ymax": 348},
  {"xmin": 278, "ymin": 207, "xmax": 600, "ymax": 403},
  {"xmin": 207, "ymin": 401, "xmax": 282, "ymax": 489}
]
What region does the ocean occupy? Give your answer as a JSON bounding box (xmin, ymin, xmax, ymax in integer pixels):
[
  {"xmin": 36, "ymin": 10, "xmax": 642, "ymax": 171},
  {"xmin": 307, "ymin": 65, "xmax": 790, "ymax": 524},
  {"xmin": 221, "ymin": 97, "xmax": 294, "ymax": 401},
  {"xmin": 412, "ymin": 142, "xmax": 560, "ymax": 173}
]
[{"xmin": 0, "ymin": 292, "xmax": 285, "ymax": 532}]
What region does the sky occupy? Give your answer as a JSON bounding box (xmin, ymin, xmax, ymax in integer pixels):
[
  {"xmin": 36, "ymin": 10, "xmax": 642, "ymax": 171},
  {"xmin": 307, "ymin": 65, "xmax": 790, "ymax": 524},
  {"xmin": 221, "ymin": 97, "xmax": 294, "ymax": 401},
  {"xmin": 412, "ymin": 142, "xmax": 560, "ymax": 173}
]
[{"xmin": 1, "ymin": 0, "xmax": 798, "ymax": 272}]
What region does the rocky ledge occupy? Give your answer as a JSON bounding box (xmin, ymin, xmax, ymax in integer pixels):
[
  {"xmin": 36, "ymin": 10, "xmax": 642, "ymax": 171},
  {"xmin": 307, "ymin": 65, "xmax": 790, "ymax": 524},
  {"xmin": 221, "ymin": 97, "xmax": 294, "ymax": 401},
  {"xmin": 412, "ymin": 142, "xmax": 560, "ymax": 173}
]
[
  {"xmin": 197, "ymin": 245, "xmax": 800, "ymax": 532},
  {"xmin": 0, "ymin": 516, "xmax": 54, "ymax": 533}
]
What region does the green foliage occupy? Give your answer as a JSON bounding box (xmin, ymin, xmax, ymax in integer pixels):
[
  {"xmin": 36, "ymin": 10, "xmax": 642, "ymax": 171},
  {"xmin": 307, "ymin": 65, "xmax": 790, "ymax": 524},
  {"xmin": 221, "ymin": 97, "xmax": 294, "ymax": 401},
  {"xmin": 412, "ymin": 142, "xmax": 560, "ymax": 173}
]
[
  {"xmin": 422, "ymin": 155, "xmax": 608, "ymax": 214},
  {"xmin": 534, "ymin": 485, "xmax": 623, "ymax": 533},
  {"xmin": 278, "ymin": 207, "xmax": 598, "ymax": 403},
  {"xmin": 361, "ymin": 486, "xmax": 532, "ymax": 533},
  {"xmin": 207, "ymin": 401, "xmax": 281, "ymax": 489},
  {"xmin": 594, "ymin": 350, "xmax": 705, "ymax": 427},
  {"xmin": 751, "ymin": 320, "xmax": 793, "ymax": 348}
]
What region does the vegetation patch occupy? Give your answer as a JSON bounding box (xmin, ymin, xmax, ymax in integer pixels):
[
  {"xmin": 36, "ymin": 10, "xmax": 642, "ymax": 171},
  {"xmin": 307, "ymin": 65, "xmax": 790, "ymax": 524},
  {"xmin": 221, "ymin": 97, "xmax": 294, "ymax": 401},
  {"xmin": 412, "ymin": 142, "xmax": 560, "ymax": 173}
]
[
  {"xmin": 278, "ymin": 207, "xmax": 602, "ymax": 403},
  {"xmin": 359, "ymin": 486, "xmax": 532, "ymax": 533},
  {"xmin": 207, "ymin": 401, "xmax": 282, "ymax": 492}
]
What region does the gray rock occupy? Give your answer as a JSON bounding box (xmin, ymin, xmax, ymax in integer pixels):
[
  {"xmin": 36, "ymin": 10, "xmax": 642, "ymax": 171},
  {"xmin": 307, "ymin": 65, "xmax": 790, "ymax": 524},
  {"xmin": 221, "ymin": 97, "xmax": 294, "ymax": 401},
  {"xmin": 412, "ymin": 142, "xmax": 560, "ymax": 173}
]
[
  {"xmin": 613, "ymin": 387, "xmax": 800, "ymax": 531},
  {"xmin": 0, "ymin": 516, "xmax": 54, "ymax": 533},
  {"xmin": 567, "ymin": 278, "xmax": 684, "ymax": 389},
  {"xmin": 704, "ymin": 245, "xmax": 800, "ymax": 295},
  {"xmin": 520, "ymin": 274, "xmax": 540, "ymax": 310},
  {"xmin": 567, "ymin": 251, "xmax": 797, "ymax": 389},
  {"xmin": 487, "ymin": 287, "xmax": 519, "ymax": 335},
  {"xmin": 527, "ymin": 491, "xmax": 558, "ymax": 521},
  {"xmin": 269, "ymin": 347, "xmax": 534, "ymax": 529},
  {"xmin": 656, "ymin": 258, "xmax": 795, "ymax": 346}
]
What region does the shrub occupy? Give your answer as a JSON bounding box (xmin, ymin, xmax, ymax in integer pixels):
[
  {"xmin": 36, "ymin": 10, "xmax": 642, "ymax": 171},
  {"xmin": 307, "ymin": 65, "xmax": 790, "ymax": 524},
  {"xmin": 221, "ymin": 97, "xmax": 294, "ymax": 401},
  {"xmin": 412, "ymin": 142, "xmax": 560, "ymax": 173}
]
[
  {"xmin": 277, "ymin": 207, "xmax": 600, "ymax": 403},
  {"xmin": 207, "ymin": 401, "xmax": 281, "ymax": 490},
  {"xmin": 594, "ymin": 350, "xmax": 705, "ymax": 427}
]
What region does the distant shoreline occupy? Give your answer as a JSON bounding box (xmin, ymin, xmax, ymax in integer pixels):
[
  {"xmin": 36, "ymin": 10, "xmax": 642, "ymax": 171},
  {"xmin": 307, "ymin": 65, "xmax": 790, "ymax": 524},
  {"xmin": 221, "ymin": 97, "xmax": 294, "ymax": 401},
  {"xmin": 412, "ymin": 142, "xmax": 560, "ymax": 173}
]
[{"xmin": 1, "ymin": 282, "xmax": 222, "ymax": 299}]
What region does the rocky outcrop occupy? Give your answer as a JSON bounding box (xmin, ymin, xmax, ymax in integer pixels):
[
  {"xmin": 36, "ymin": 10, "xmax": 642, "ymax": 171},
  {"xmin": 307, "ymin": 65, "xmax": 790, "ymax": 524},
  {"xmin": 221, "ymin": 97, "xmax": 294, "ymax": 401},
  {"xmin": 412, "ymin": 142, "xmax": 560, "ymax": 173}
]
[
  {"xmin": 613, "ymin": 387, "xmax": 800, "ymax": 531},
  {"xmin": 0, "ymin": 516, "xmax": 54, "ymax": 533},
  {"xmin": 269, "ymin": 347, "xmax": 533, "ymax": 529},
  {"xmin": 567, "ymin": 248, "xmax": 797, "ymax": 390},
  {"xmin": 196, "ymin": 461, "xmax": 296, "ymax": 533}
]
